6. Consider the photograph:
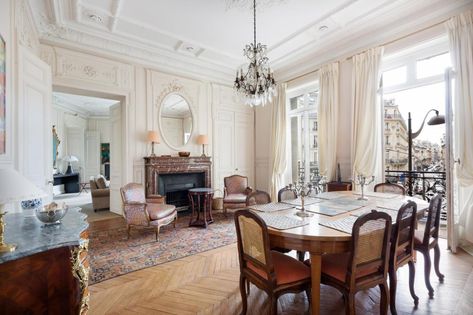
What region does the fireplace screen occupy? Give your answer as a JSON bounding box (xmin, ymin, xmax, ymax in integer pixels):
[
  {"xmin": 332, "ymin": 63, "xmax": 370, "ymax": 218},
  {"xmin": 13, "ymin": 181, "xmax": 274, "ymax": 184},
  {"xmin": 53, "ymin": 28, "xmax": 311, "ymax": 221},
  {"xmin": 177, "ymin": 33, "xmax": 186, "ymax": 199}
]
[{"xmin": 158, "ymin": 172, "xmax": 205, "ymax": 209}]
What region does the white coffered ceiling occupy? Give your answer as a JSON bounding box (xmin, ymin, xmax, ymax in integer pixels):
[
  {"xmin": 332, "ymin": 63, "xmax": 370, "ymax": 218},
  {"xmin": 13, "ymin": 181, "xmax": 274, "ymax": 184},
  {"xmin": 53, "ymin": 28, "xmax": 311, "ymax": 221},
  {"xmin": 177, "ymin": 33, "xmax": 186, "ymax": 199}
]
[
  {"xmin": 28, "ymin": 0, "xmax": 473, "ymax": 82},
  {"xmin": 53, "ymin": 92, "xmax": 119, "ymax": 117}
]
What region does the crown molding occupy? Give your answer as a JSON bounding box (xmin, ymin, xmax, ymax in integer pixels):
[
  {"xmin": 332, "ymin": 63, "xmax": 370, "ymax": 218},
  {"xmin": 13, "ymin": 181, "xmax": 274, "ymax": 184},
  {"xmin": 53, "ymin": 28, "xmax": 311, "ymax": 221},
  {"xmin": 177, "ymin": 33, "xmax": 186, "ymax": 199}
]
[{"xmin": 275, "ymin": 0, "xmax": 473, "ymax": 82}]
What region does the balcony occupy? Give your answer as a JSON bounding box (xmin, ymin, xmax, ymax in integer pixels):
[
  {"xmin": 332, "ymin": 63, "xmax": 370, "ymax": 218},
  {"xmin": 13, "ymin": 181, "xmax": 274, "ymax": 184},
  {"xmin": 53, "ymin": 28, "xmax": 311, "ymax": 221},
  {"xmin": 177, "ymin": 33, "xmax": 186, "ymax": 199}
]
[{"xmin": 385, "ymin": 170, "xmax": 447, "ymax": 222}]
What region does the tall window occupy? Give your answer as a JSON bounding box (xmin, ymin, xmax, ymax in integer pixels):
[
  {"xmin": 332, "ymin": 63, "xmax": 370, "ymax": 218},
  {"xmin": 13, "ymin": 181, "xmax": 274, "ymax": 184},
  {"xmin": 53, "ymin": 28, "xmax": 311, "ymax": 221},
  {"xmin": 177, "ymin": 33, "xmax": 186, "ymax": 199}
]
[
  {"xmin": 286, "ymin": 85, "xmax": 319, "ymax": 182},
  {"xmin": 382, "ymin": 37, "xmax": 450, "ymax": 172}
]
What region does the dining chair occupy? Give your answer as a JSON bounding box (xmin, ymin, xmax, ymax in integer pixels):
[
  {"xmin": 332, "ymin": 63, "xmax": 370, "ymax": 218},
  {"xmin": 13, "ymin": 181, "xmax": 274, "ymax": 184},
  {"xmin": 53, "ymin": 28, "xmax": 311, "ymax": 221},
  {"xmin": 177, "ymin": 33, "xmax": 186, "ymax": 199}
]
[
  {"xmin": 234, "ymin": 210, "xmax": 311, "ymax": 315},
  {"xmin": 318, "ymin": 210, "xmax": 392, "ymax": 315},
  {"xmin": 374, "ymin": 182, "xmax": 406, "ymax": 195},
  {"xmin": 277, "ymin": 186, "xmax": 297, "ymax": 202},
  {"xmin": 246, "ymin": 190, "xmax": 271, "ymax": 207},
  {"xmin": 389, "ymin": 201, "xmax": 418, "ymax": 314},
  {"xmin": 276, "ymin": 186, "xmax": 305, "ymax": 261},
  {"xmin": 414, "ymin": 194, "xmax": 444, "ymax": 298}
]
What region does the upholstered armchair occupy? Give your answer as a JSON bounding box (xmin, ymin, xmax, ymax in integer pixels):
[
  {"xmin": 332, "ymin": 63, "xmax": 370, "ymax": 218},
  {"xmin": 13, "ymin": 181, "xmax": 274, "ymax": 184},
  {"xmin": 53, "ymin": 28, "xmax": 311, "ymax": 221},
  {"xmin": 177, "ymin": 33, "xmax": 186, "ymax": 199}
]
[
  {"xmin": 90, "ymin": 177, "xmax": 110, "ymax": 211},
  {"xmin": 223, "ymin": 175, "xmax": 253, "ymax": 216},
  {"xmin": 120, "ymin": 183, "xmax": 177, "ymax": 241}
]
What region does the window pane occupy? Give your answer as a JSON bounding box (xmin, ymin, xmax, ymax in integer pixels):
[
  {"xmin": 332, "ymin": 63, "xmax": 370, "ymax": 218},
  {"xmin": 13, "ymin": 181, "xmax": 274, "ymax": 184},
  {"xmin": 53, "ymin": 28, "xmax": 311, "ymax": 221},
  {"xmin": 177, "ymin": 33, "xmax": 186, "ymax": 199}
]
[
  {"xmin": 307, "ymin": 91, "xmax": 318, "ymax": 108},
  {"xmin": 383, "ymin": 82, "xmax": 446, "ymax": 172},
  {"xmin": 289, "ymin": 94, "xmax": 304, "ymax": 110},
  {"xmin": 290, "ymin": 116, "xmax": 300, "ymax": 182},
  {"xmin": 416, "ymin": 53, "xmax": 451, "ymax": 79},
  {"xmin": 383, "ymin": 66, "xmax": 407, "ymax": 87}
]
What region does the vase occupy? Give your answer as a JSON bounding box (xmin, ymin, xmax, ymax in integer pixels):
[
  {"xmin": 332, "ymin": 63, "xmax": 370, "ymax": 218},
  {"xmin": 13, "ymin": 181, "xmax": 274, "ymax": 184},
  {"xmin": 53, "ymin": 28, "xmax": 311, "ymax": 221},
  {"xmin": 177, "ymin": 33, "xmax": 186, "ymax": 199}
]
[{"xmin": 21, "ymin": 199, "xmax": 43, "ymax": 210}]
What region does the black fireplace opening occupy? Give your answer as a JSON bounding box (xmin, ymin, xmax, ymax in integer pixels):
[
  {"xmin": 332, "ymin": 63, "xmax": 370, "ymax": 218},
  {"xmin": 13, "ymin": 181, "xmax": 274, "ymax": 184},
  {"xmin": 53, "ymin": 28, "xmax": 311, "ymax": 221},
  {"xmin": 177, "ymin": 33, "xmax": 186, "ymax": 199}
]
[{"xmin": 158, "ymin": 172, "xmax": 205, "ymax": 210}]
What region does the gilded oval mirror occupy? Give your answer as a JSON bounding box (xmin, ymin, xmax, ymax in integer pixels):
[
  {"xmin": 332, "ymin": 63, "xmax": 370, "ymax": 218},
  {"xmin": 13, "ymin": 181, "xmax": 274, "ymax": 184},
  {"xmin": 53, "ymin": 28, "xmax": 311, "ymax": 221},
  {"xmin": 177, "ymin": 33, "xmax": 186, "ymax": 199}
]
[{"xmin": 159, "ymin": 93, "xmax": 193, "ymax": 149}]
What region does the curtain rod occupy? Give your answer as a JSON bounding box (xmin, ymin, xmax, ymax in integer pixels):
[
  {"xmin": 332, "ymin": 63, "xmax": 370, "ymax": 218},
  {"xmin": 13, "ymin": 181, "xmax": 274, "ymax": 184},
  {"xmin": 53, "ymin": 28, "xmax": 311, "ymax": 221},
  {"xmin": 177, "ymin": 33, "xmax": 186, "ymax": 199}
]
[{"xmin": 286, "ymin": 18, "xmax": 450, "ymax": 83}]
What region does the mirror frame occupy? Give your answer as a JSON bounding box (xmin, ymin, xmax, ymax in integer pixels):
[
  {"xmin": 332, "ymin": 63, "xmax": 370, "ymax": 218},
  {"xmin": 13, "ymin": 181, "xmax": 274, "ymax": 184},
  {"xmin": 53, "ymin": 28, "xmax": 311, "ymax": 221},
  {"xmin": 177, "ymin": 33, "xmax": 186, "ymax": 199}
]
[
  {"xmin": 52, "ymin": 125, "xmax": 60, "ymax": 169},
  {"xmin": 158, "ymin": 92, "xmax": 194, "ymax": 151}
]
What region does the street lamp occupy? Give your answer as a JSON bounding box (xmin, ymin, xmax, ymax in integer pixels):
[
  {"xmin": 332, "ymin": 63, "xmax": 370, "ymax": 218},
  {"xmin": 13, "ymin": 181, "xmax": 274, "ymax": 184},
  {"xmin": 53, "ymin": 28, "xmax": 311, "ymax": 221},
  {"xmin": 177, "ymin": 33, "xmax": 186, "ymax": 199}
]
[{"xmin": 407, "ymin": 109, "xmax": 445, "ymax": 195}]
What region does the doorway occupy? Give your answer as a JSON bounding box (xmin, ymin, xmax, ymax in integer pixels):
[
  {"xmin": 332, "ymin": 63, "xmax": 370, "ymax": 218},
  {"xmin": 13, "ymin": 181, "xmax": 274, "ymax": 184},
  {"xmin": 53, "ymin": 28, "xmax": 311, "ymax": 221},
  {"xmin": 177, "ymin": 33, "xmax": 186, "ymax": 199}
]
[{"xmin": 51, "ymin": 88, "xmax": 124, "ymax": 221}]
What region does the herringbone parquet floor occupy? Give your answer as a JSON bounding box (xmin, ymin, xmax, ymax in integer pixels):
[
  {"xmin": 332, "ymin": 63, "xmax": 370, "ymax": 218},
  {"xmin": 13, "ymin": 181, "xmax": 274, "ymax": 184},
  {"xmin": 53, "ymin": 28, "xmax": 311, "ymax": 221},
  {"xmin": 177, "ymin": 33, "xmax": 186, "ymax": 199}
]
[{"xmin": 89, "ymin": 219, "xmax": 473, "ymax": 315}]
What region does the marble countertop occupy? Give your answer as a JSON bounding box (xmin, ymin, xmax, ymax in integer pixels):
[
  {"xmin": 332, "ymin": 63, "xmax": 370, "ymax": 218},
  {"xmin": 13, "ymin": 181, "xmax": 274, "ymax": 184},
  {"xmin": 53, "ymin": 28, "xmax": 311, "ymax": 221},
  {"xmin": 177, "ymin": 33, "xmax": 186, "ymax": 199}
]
[{"xmin": 0, "ymin": 207, "xmax": 88, "ymax": 264}]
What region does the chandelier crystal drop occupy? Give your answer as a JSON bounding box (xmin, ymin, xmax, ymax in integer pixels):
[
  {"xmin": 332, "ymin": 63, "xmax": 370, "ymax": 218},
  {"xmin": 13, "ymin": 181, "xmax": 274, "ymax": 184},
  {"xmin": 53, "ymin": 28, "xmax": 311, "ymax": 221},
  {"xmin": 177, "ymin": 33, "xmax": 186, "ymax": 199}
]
[{"xmin": 234, "ymin": 0, "xmax": 277, "ymax": 107}]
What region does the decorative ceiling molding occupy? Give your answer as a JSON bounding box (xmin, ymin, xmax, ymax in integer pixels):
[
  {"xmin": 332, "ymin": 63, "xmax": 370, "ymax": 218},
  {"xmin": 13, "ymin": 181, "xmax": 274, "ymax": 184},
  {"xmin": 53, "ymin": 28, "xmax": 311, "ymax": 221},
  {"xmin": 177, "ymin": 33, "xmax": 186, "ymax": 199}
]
[{"xmin": 27, "ymin": 0, "xmax": 473, "ymax": 84}]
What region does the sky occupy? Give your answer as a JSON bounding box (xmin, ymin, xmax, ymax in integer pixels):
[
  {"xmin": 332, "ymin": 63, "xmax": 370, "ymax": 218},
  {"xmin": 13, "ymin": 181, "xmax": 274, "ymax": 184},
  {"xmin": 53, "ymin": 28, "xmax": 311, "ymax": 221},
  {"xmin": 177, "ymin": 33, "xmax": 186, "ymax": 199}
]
[{"xmin": 384, "ymin": 82, "xmax": 446, "ymax": 145}]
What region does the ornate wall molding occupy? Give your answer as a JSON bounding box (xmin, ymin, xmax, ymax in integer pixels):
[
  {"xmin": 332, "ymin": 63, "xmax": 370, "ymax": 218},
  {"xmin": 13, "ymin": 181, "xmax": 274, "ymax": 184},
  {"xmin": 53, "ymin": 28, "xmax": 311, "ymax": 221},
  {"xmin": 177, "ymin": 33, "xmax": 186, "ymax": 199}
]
[
  {"xmin": 15, "ymin": 0, "xmax": 41, "ymax": 54},
  {"xmin": 40, "ymin": 45, "xmax": 134, "ymax": 90}
]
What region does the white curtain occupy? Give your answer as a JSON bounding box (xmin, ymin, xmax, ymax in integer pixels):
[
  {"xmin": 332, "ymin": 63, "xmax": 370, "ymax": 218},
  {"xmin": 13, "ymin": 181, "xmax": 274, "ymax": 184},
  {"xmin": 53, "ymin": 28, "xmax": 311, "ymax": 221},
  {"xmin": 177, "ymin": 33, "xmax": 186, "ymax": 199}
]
[
  {"xmin": 446, "ymin": 10, "xmax": 473, "ymax": 249},
  {"xmin": 351, "ymin": 47, "xmax": 384, "ymax": 184},
  {"xmin": 318, "ymin": 62, "xmax": 339, "ymax": 181},
  {"xmin": 269, "ymin": 83, "xmax": 287, "ymax": 201}
]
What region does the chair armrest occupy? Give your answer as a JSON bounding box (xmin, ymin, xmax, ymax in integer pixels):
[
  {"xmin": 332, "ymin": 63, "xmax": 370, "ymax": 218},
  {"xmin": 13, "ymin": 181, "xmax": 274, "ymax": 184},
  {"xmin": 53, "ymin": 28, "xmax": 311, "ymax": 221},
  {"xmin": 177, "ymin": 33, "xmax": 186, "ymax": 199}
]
[
  {"xmin": 146, "ymin": 196, "xmax": 165, "ymax": 204},
  {"xmin": 224, "ymin": 187, "xmax": 228, "ymax": 197}
]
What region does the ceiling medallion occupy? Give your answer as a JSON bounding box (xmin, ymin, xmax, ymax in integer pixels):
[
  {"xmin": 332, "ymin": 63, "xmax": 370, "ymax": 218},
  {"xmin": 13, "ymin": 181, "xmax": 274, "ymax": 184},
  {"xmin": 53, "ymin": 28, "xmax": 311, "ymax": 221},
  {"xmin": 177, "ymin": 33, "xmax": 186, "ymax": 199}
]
[{"xmin": 234, "ymin": 0, "xmax": 276, "ymax": 107}]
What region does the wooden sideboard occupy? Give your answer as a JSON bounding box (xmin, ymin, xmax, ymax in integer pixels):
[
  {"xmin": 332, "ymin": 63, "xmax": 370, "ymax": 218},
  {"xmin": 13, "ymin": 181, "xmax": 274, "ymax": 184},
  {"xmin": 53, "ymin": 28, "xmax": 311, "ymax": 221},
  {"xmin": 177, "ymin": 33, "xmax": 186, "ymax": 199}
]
[{"xmin": 0, "ymin": 210, "xmax": 89, "ymax": 314}]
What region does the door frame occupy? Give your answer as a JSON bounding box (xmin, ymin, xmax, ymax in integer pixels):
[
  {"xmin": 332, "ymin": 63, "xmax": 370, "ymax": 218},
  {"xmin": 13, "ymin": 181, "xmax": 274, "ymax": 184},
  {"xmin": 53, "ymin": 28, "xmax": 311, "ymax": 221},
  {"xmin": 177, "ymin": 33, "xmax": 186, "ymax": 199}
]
[{"xmin": 52, "ymin": 84, "xmax": 130, "ymax": 213}]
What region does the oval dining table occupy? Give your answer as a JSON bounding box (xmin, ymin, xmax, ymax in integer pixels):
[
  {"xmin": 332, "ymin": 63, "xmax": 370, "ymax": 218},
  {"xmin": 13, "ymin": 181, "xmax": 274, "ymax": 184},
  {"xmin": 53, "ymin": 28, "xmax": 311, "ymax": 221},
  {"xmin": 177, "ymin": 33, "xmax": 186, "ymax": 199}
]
[{"xmin": 265, "ymin": 191, "xmax": 429, "ymax": 315}]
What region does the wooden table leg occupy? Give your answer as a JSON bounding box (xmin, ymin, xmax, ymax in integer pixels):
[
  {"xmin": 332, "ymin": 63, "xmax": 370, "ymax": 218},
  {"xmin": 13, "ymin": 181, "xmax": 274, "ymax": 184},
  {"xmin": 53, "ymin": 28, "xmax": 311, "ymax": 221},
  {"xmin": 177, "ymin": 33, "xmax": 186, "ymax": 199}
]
[{"xmin": 310, "ymin": 253, "xmax": 322, "ymax": 315}]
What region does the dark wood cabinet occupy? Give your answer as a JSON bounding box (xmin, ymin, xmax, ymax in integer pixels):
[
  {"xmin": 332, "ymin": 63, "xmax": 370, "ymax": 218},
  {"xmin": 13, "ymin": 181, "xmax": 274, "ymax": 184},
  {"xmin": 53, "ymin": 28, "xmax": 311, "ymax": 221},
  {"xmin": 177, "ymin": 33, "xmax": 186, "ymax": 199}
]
[
  {"xmin": 326, "ymin": 181, "xmax": 352, "ymax": 192},
  {"xmin": 0, "ymin": 211, "xmax": 89, "ymax": 315},
  {"xmin": 53, "ymin": 172, "xmax": 80, "ymax": 193}
]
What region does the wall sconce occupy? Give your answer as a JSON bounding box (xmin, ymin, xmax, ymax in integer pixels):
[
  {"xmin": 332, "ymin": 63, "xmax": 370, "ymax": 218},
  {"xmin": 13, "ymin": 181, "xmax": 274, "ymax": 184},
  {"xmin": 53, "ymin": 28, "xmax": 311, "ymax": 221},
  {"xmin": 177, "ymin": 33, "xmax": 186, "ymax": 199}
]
[
  {"xmin": 147, "ymin": 131, "xmax": 160, "ymax": 157},
  {"xmin": 196, "ymin": 135, "xmax": 208, "ymax": 157}
]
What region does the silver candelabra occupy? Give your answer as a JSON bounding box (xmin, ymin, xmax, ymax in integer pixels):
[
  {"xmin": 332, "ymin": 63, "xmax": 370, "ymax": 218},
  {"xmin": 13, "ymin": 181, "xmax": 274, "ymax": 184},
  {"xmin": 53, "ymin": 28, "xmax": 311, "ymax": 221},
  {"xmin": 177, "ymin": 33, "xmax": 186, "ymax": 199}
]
[
  {"xmin": 287, "ymin": 181, "xmax": 313, "ymax": 217},
  {"xmin": 352, "ymin": 175, "xmax": 375, "ymax": 200}
]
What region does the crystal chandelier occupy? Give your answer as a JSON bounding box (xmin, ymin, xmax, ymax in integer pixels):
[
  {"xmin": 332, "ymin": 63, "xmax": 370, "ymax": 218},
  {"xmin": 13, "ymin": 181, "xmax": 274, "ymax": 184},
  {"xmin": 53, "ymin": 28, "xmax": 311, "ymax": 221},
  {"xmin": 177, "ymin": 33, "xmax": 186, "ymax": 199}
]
[{"xmin": 234, "ymin": 0, "xmax": 277, "ymax": 107}]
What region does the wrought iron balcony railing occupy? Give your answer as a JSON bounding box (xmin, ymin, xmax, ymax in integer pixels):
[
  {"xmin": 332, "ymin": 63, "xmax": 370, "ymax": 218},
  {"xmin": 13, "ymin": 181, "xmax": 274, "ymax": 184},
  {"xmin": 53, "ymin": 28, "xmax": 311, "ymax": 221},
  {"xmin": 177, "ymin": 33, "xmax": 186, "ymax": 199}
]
[{"xmin": 385, "ymin": 170, "xmax": 447, "ymax": 222}]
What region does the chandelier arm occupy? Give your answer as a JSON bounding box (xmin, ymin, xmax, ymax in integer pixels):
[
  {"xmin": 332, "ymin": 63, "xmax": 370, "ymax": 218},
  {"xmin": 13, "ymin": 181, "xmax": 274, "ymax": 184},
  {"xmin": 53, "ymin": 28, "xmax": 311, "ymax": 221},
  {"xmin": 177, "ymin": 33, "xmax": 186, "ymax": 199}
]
[{"xmin": 253, "ymin": 0, "xmax": 257, "ymax": 47}]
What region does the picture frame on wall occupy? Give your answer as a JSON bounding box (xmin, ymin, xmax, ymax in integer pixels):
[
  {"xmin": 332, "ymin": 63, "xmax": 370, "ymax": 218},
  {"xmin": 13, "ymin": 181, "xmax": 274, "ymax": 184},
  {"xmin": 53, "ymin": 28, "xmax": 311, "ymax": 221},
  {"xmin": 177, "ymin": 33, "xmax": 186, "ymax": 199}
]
[
  {"xmin": 101, "ymin": 143, "xmax": 110, "ymax": 164},
  {"xmin": 0, "ymin": 34, "xmax": 5, "ymax": 155}
]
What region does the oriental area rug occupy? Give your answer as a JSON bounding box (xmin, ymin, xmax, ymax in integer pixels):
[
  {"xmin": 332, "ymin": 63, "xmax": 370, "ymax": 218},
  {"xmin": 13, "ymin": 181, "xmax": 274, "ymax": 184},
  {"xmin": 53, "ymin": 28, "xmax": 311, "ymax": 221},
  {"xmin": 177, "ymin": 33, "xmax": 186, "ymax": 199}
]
[{"xmin": 88, "ymin": 212, "xmax": 236, "ymax": 284}]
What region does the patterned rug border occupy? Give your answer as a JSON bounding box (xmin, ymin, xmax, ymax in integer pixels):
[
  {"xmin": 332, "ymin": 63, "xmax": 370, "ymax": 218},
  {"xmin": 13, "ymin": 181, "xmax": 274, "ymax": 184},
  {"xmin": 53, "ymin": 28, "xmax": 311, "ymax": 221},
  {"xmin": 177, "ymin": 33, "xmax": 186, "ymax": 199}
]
[{"xmin": 88, "ymin": 212, "xmax": 237, "ymax": 284}]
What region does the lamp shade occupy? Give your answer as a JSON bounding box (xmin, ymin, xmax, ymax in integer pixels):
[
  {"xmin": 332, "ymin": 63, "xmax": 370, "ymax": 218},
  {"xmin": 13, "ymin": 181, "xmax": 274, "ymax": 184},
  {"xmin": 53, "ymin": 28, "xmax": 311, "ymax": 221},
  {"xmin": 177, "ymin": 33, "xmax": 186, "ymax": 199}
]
[
  {"xmin": 0, "ymin": 169, "xmax": 46, "ymax": 204},
  {"xmin": 147, "ymin": 131, "xmax": 160, "ymax": 143},
  {"xmin": 196, "ymin": 134, "xmax": 208, "ymax": 145},
  {"xmin": 63, "ymin": 155, "xmax": 79, "ymax": 163}
]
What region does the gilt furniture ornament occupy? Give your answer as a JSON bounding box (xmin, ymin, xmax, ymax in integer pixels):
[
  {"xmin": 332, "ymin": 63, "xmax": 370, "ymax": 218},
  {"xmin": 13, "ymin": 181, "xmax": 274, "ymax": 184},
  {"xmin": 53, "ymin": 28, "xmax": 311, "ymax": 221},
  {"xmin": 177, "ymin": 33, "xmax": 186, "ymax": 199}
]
[
  {"xmin": 287, "ymin": 181, "xmax": 313, "ymax": 217},
  {"xmin": 353, "ymin": 175, "xmax": 375, "ymax": 200},
  {"xmin": 234, "ymin": 0, "xmax": 276, "ymax": 107}
]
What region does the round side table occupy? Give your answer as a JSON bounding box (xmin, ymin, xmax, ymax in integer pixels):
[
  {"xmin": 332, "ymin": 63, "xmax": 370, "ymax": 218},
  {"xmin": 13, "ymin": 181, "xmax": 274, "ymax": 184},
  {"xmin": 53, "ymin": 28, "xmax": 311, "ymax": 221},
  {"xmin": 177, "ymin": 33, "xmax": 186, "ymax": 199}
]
[{"xmin": 188, "ymin": 188, "xmax": 214, "ymax": 228}]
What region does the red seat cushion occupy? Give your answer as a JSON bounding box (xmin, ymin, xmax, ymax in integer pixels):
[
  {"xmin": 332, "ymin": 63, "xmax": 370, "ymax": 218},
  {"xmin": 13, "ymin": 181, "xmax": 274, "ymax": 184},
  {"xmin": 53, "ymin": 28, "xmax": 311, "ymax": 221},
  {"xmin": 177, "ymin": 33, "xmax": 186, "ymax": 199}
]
[
  {"xmin": 321, "ymin": 253, "xmax": 378, "ymax": 282},
  {"xmin": 147, "ymin": 204, "xmax": 176, "ymax": 220},
  {"xmin": 247, "ymin": 251, "xmax": 310, "ymax": 285},
  {"xmin": 224, "ymin": 193, "xmax": 247, "ymax": 203}
]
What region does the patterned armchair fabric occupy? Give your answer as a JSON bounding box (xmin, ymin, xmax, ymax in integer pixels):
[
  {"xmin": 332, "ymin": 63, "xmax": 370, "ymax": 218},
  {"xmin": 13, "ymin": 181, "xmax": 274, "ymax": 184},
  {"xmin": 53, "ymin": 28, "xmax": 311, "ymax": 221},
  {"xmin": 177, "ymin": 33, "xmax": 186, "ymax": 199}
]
[
  {"xmin": 223, "ymin": 175, "xmax": 253, "ymax": 215},
  {"xmin": 120, "ymin": 183, "xmax": 177, "ymax": 241}
]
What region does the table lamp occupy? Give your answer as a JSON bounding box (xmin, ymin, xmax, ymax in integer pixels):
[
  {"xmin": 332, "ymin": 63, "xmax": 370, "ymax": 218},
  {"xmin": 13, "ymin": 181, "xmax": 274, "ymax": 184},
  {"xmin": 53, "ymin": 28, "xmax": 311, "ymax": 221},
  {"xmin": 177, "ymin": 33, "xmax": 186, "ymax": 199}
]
[
  {"xmin": 196, "ymin": 134, "xmax": 208, "ymax": 157},
  {"xmin": 0, "ymin": 168, "xmax": 46, "ymax": 252},
  {"xmin": 147, "ymin": 131, "xmax": 160, "ymax": 157},
  {"xmin": 63, "ymin": 155, "xmax": 79, "ymax": 174}
]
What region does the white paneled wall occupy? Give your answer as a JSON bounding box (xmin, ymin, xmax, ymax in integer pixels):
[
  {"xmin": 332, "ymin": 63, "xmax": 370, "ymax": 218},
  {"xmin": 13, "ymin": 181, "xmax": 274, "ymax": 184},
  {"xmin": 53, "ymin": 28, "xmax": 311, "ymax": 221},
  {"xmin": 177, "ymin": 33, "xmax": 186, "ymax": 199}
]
[{"xmin": 211, "ymin": 84, "xmax": 254, "ymax": 192}]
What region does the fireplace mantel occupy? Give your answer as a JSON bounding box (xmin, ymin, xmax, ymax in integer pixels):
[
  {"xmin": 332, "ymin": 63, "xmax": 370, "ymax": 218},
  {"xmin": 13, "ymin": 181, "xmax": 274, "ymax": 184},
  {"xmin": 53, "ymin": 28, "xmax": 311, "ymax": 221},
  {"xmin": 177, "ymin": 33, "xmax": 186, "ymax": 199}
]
[{"xmin": 144, "ymin": 156, "xmax": 212, "ymax": 199}]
